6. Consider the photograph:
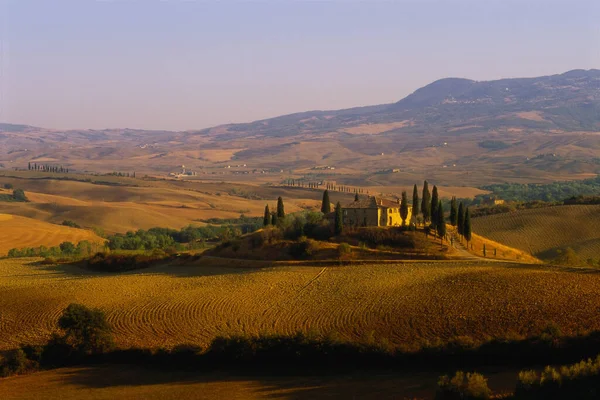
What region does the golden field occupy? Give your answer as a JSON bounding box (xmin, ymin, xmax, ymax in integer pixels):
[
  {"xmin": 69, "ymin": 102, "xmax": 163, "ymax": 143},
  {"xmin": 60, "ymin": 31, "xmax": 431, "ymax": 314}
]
[
  {"xmin": 0, "ymin": 176, "xmax": 334, "ymax": 233},
  {"xmin": 472, "ymin": 205, "xmax": 600, "ymax": 260},
  {"xmin": 0, "ymin": 214, "xmax": 104, "ymax": 256},
  {"xmin": 0, "ymin": 364, "xmax": 520, "ymax": 400},
  {"xmin": 1, "ymin": 257, "xmax": 600, "ymax": 351}
]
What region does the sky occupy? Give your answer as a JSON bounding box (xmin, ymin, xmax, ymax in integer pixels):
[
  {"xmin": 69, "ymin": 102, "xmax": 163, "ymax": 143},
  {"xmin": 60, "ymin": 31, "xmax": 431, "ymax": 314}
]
[{"xmin": 0, "ymin": 0, "xmax": 599, "ymax": 131}]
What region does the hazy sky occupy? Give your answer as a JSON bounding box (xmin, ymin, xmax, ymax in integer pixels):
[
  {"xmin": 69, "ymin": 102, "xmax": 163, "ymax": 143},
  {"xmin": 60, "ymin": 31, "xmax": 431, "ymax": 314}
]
[{"xmin": 1, "ymin": 0, "xmax": 599, "ymax": 131}]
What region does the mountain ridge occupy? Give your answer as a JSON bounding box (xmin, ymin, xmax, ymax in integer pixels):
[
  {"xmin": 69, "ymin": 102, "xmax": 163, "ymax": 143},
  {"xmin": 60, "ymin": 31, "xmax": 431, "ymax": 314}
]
[{"xmin": 1, "ymin": 69, "xmax": 600, "ymax": 186}]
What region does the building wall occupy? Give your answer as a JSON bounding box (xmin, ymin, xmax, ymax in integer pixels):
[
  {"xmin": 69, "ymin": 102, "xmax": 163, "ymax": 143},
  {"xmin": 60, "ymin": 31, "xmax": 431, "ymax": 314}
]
[
  {"xmin": 343, "ymin": 206, "xmax": 412, "ymax": 227},
  {"xmin": 380, "ymin": 206, "xmax": 412, "ymax": 226},
  {"xmin": 343, "ymin": 208, "xmax": 379, "ymax": 227}
]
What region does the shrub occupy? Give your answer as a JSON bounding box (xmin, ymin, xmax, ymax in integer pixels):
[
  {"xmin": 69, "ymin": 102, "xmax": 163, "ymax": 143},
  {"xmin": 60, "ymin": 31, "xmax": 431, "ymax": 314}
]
[
  {"xmin": 86, "ymin": 252, "xmax": 165, "ymax": 272},
  {"xmin": 58, "ymin": 303, "xmax": 114, "ymax": 355},
  {"xmin": 338, "ymin": 242, "xmax": 352, "ymax": 257},
  {"xmin": 62, "ymin": 220, "xmax": 81, "ymax": 228},
  {"xmin": 350, "ymin": 227, "xmax": 416, "ymax": 249},
  {"xmin": 3, "ymin": 183, "xmax": 13, "ymax": 189},
  {"xmin": 59, "ymin": 241, "xmax": 77, "ymax": 255},
  {"xmin": 0, "ymin": 349, "xmax": 31, "ymax": 377},
  {"xmin": 289, "ymin": 237, "xmax": 317, "ymax": 259},
  {"xmin": 436, "ymin": 371, "xmax": 492, "ymax": 400},
  {"xmin": 12, "ymin": 188, "xmax": 28, "ymax": 202}
]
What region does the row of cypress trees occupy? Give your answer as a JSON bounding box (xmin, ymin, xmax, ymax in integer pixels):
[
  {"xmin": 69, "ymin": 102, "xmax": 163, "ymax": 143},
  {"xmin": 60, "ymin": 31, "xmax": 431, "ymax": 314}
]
[{"xmin": 414, "ymin": 181, "xmax": 472, "ymax": 243}]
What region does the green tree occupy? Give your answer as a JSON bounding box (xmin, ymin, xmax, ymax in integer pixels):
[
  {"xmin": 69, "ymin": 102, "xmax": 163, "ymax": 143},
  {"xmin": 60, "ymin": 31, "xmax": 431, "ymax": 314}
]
[
  {"xmin": 334, "ymin": 202, "xmax": 343, "ymax": 235},
  {"xmin": 271, "ymin": 212, "xmax": 278, "ymax": 226},
  {"xmin": 321, "ymin": 190, "xmax": 331, "ymax": 214},
  {"xmin": 412, "ymin": 184, "xmax": 419, "ymax": 224},
  {"xmin": 12, "ymin": 189, "xmax": 28, "ymax": 202},
  {"xmin": 58, "ymin": 303, "xmax": 114, "ymax": 354},
  {"xmin": 59, "ymin": 241, "xmax": 76, "ymax": 255},
  {"xmin": 430, "ymin": 185, "xmax": 439, "ymax": 228},
  {"xmin": 450, "ymin": 196, "xmax": 458, "ymax": 226},
  {"xmin": 464, "ymin": 207, "xmax": 472, "ymax": 244},
  {"xmin": 263, "ymin": 205, "xmax": 271, "ymax": 226},
  {"xmin": 457, "ymin": 202, "xmax": 465, "ymax": 236},
  {"xmin": 277, "ymin": 196, "xmax": 285, "ymax": 219},
  {"xmin": 400, "ymin": 191, "xmax": 409, "ymax": 226},
  {"xmin": 354, "ymin": 193, "xmax": 359, "ymax": 202},
  {"xmin": 436, "ymin": 200, "xmax": 446, "ymax": 240},
  {"xmin": 421, "ymin": 180, "xmax": 431, "ymax": 223}
]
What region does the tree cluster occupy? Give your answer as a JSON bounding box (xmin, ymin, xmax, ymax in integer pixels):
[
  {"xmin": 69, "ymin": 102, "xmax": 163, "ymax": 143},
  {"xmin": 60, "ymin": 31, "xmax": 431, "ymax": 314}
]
[{"xmin": 28, "ymin": 162, "xmax": 69, "ymax": 173}]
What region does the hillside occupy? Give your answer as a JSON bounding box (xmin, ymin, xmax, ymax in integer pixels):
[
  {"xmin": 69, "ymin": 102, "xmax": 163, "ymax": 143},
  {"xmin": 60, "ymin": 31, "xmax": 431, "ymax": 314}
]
[
  {"xmin": 2, "ymin": 258, "xmax": 600, "ymax": 352},
  {"xmin": 2, "ymin": 70, "xmax": 599, "ymax": 186},
  {"xmin": 0, "ymin": 214, "xmax": 104, "ymax": 255},
  {"xmin": 471, "ymin": 204, "xmax": 600, "ymax": 261}
]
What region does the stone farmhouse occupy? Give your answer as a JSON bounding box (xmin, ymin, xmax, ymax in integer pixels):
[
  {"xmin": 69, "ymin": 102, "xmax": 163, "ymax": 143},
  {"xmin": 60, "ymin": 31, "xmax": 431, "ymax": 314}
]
[{"xmin": 342, "ymin": 196, "xmax": 412, "ymax": 227}]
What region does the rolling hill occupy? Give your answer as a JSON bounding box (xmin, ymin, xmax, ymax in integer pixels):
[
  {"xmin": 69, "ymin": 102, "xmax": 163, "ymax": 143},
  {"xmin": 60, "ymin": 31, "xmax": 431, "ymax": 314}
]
[
  {"xmin": 471, "ymin": 204, "xmax": 600, "ymax": 261},
  {"xmin": 2, "ymin": 258, "xmax": 600, "ymax": 352},
  {"xmin": 0, "ymin": 214, "xmax": 104, "ymax": 255},
  {"xmin": 1, "ymin": 70, "xmax": 599, "ymax": 187}
]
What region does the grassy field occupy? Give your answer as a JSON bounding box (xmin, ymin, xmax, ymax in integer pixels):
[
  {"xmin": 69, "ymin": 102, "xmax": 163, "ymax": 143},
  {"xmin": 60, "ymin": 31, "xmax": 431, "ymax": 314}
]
[
  {"xmin": 472, "ymin": 204, "xmax": 600, "ymax": 261},
  {"xmin": 2, "ymin": 257, "xmax": 600, "ymax": 352},
  {"xmin": 0, "ymin": 214, "xmax": 104, "ymax": 255},
  {"xmin": 0, "ymin": 364, "xmax": 520, "ymax": 400}
]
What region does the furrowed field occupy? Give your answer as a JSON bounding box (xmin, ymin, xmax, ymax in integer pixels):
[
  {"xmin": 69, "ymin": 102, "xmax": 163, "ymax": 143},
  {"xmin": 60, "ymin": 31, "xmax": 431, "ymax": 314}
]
[
  {"xmin": 2, "ymin": 257, "xmax": 600, "ymax": 351},
  {"xmin": 472, "ymin": 204, "xmax": 600, "ymax": 260}
]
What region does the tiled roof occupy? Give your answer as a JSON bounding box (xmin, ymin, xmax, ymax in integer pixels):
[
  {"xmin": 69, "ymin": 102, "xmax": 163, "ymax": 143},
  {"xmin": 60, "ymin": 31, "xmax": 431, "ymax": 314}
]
[{"xmin": 343, "ymin": 196, "xmax": 400, "ymax": 209}]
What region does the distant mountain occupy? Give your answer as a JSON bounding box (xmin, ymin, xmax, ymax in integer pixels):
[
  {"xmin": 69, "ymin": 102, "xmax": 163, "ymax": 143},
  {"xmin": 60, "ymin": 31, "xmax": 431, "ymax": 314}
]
[
  {"xmin": 2, "ymin": 70, "xmax": 600, "ymax": 186},
  {"xmin": 195, "ymin": 69, "xmax": 600, "ymax": 139}
]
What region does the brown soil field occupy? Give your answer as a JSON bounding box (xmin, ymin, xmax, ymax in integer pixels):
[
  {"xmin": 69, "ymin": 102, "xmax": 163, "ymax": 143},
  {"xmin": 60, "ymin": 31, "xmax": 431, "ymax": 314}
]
[
  {"xmin": 0, "ymin": 364, "xmax": 519, "ymax": 400},
  {"xmin": 0, "ymin": 214, "xmax": 104, "ymax": 255},
  {"xmin": 1, "ymin": 258, "xmax": 600, "ymax": 352},
  {"xmin": 471, "ymin": 205, "xmax": 600, "ymax": 260}
]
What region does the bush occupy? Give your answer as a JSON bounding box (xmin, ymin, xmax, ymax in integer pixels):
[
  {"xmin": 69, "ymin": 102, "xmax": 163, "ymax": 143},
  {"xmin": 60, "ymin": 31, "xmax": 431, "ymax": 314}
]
[
  {"xmin": 349, "ymin": 227, "xmax": 416, "ymax": 249},
  {"xmin": 0, "ymin": 349, "xmax": 32, "ymax": 377},
  {"xmin": 338, "ymin": 242, "xmax": 352, "ymax": 258},
  {"xmin": 289, "ymin": 237, "xmax": 317, "ymax": 259},
  {"xmin": 12, "ymin": 188, "xmax": 28, "ymax": 202},
  {"xmin": 62, "ymin": 220, "xmax": 81, "ymax": 228},
  {"xmin": 436, "ymin": 371, "xmax": 492, "ymax": 400},
  {"xmin": 86, "ymin": 252, "xmax": 166, "ymax": 272},
  {"xmin": 59, "ymin": 241, "xmax": 77, "ymax": 255},
  {"xmin": 58, "ymin": 303, "xmax": 114, "ymax": 355},
  {"xmin": 3, "ymin": 183, "xmax": 13, "ymax": 189}
]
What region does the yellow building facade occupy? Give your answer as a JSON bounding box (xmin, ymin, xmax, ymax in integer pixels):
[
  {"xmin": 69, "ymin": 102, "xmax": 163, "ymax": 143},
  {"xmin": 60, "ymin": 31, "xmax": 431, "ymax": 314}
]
[{"xmin": 342, "ymin": 196, "xmax": 413, "ymax": 227}]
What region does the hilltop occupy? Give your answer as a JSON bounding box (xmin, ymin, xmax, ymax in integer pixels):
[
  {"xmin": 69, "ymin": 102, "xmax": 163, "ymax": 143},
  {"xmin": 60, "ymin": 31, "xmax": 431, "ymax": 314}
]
[{"xmin": 1, "ymin": 70, "xmax": 599, "ymax": 187}]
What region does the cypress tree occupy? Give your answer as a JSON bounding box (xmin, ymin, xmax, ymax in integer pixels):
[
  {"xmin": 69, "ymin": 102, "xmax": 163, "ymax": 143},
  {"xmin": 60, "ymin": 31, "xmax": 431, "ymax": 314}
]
[
  {"xmin": 354, "ymin": 193, "xmax": 359, "ymax": 202},
  {"xmin": 28, "ymin": 162, "xmax": 31, "ymax": 170},
  {"xmin": 421, "ymin": 181, "xmax": 431, "ymax": 223},
  {"xmin": 277, "ymin": 196, "xmax": 285, "ymax": 219},
  {"xmin": 436, "ymin": 200, "xmax": 446, "ymax": 240},
  {"xmin": 321, "ymin": 190, "xmax": 331, "ymax": 214},
  {"xmin": 263, "ymin": 205, "xmax": 270, "ymax": 226},
  {"xmin": 271, "ymin": 212, "xmax": 278, "ymax": 226},
  {"xmin": 400, "ymin": 191, "xmax": 409, "ymax": 226},
  {"xmin": 334, "ymin": 202, "xmax": 343, "ymax": 235},
  {"xmin": 457, "ymin": 202, "xmax": 465, "ymax": 236},
  {"xmin": 412, "ymin": 184, "xmax": 419, "ymax": 224},
  {"xmin": 430, "ymin": 186, "xmax": 439, "ymax": 228},
  {"xmin": 464, "ymin": 207, "xmax": 472, "ymax": 244},
  {"xmin": 450, "ymin": 196, "xmax": 458, "ymax": 226}
]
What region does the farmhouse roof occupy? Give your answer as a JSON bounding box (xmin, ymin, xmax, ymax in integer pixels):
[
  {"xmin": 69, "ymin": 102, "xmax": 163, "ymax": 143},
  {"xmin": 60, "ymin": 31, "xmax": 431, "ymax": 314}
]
[{"xmin": 343, "ymin": 196, "xmax": 400, "ymax": 209}]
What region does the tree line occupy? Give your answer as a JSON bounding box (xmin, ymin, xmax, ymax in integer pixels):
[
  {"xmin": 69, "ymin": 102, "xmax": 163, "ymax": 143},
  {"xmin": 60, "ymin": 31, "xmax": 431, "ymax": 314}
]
[{"xmin": 28, "ymin": 162, "xmax": 69, "ymax": 173}]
